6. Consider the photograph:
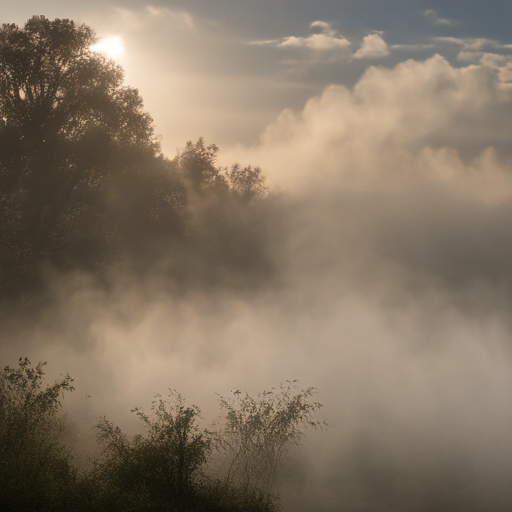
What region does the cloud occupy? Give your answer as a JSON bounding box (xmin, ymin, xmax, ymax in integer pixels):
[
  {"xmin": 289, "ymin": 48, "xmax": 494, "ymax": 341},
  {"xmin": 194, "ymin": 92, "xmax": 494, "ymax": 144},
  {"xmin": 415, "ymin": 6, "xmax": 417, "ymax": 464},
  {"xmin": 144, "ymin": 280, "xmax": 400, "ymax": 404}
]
[
  {"xmin": 433, "ymin": 37, "xmax": 512, "ymax": 62},
  {"xmin": 310, "ymin": 20, "xmax": 336, "ymax": 37},
  {"xmin": 434, "ymin": 37, "xmax": 499, "ymax": 51},
  {"xmin": 391, "ymin": 37, "xmax": 512, "ymax": 61},
  {"xmin": 391, "ymin": 43, "xmax": 435, "ymax": 51},
  {"xmin": 226, "ymin": 54, "xmax": 512, "ymax": 195},
  {"xmin": 422, "ymin": 9, "xmax": 455, "ymax": 26},
  {"xmin": 251, "ymin": 23, "xmax": 391, "ymax": 66},
  {"xmin": 352, "ymin": 32, "xmax": 390, "ymax": 59},
  {"xmin": 249, "ymin": 38, "xmax": 281, "ymax": 46},
  {"xmin": 479, "ymin": 53, "xmax": 512, "ymax": 82},
  {"xmin": 252, "ymin": 21, "xmax": 351, "ymax": 53},
  {"xmin": 434, "ymin": 36, "xmax": 512, "ymax": 52},
  {"xmin": 113, "ymin": 5, "xmax": 194, "ymax": 31},
  {"xmin": 278, "ymin": 33, "xmax": 350, "ymax": 51}
]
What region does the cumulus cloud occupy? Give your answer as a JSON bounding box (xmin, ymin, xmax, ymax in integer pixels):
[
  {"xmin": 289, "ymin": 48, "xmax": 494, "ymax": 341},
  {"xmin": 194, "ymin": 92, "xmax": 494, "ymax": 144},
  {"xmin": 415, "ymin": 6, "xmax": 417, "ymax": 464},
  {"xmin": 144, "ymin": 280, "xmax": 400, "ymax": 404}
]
[
  {"xmin": 251, "ymin": 23, "xmax": 393, "ymax": 66},
  {"xmin": 309, "ymin": 20, "xmax": 335, "ymax": 35},
  {"xmin": 278, "ymin": 33, "xmax": 350, "ymax": 51},
  {"xmin": 227, "ymin": 54, "xmax": 512, "ymax": 195},
  {"xmin": 479, "ymin": 53, "xmax": 512, "ymax": 82},
  {"xmin": 352, "ymin": 32, "xmax": 389, "ymax": 59},
  {"xmin": 252, "ymin": 21, "xmax": 351, "ymax": 53},
  {"xmin": 422, "ymin": 9, "xmax": 455, "ymax": 26}
]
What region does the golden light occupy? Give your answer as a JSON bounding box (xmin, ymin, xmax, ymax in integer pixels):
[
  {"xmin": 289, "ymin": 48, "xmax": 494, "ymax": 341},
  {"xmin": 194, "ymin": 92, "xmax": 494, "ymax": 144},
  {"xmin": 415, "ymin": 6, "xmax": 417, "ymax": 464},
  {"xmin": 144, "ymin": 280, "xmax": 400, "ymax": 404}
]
[{"xmin": 91, "ymin": 36, "xmax": 124, "ymax": 58}]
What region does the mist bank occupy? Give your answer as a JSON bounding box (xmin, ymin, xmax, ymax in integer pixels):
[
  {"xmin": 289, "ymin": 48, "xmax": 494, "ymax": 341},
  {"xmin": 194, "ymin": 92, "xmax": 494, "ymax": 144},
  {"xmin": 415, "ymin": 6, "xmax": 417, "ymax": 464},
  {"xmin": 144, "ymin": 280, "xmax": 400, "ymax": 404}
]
[{"xmin": 3, "ymin": 53, "xmax": 512, "ymax": 510}]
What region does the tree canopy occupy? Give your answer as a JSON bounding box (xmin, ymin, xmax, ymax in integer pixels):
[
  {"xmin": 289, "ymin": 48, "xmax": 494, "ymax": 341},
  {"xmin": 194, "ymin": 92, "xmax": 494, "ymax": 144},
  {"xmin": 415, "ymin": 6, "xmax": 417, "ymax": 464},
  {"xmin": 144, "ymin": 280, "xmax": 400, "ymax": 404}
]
[
  {"xmin": 0, "ymin": 16, "xmax": 270, "ymax": 300},
  {"xmin": 0, "ymin": 16, "xmax": 160, "ymax": 288}
]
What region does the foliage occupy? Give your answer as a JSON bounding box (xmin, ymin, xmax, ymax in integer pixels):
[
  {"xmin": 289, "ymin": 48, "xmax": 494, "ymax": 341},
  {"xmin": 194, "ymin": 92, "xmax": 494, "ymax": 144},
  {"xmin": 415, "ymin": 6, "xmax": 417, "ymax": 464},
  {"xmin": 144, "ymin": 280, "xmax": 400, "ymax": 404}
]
[
  {"xmin": 217, "ymin": 381, "xmax": 326, "ymax": 495},
  {"xmin": 0, "ymin": 15, "xmax": 271, "ymax": 300},
  {"xmin": 174, "ymin": 137, "xmax": 227, "ymax": 193},
  {"xmin": 0, "ymin": 357, "xmax": 324, "ymax": 511},
  {"xmin": 172, "ymin": 137, "xmax": 267, "ymax": 202},
  {"xmin": 170, "ymin": 137, "xmax": 270, "ymax": 285},
  {"xmin": 0, "ymin": 15, "xmax": 159, "ymax": 291},
  {"xmin": 91, "ymin": 389, "xmax": 286, "ymax": 511},
  {"xmin": 94, "ymin": 390, "xmax": 212, "ymax": 509},
  {"xmin": 0, "ymin": 358, "xmax": 77, "ymax": 511},
  {"xmin": 226, "ymin": 164, "xmax": 268, "ymax": 203}
]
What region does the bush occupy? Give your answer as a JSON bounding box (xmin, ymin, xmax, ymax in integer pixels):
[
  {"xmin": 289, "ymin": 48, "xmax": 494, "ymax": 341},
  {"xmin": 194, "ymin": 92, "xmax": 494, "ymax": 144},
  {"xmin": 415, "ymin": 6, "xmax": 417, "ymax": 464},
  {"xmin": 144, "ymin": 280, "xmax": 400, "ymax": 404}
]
[
  {"xmin": 92, "ymin": 390, "xmax": 284, "ymax": 511},
  {"xmin": 0, "ymin": 358, "xmax": 77, "ymax": 511},
  {"xmin": 93, "ymin": 391, "xmax": 212, "ymax": 510},
  {"xmin": 0, "ymin": 359, "xmax": 321, "ymax": 512},
  {"xmin": 217, "ymin": 381, "xmax": 326, "ymax": 496}
]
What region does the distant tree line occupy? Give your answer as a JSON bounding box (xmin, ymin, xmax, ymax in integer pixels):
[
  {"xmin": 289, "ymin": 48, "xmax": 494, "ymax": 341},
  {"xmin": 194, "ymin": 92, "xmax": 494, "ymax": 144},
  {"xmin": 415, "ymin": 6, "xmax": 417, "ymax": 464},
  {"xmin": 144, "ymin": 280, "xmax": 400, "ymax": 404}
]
[
  {"xmin": 0, "ymin": 16, "xmax": 270, "ymax": 300},
  {"xmin": 0, "ymin": 358, "xmax": 325, "ymax": 511}
]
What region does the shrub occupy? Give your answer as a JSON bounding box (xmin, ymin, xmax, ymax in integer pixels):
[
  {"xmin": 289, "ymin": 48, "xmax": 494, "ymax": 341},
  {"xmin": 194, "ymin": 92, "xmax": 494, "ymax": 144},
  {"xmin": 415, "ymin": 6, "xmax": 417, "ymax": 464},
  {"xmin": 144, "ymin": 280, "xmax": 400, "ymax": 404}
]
[
  {"xmin": 0, "ymin": 358, "xmax": 76, "ymax": 511},
  {"xmin": 94, "ymin": 390, "xmax": 211, "ymax": 509},
  {"xmin": 217, "ymin": 381, "xmax": 326, "ymax": 496}
]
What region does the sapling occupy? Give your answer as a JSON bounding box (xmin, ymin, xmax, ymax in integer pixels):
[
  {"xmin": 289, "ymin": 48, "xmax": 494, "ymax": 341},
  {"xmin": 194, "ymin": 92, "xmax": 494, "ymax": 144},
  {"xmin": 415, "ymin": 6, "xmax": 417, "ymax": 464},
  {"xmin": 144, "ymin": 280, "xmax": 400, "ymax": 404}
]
[{"xmin": 216, "ymin": 381, "xmax": 326, "ymax": 496}]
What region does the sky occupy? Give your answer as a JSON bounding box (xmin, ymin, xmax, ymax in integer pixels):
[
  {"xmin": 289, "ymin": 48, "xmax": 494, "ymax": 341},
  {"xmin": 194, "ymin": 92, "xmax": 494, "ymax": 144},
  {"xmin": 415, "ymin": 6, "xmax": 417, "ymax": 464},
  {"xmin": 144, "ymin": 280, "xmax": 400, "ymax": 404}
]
[
  {"xmin": 1, "ymin": 1, "xmax": 511, "ymax": 155},
  {"xmin": 3, "ymin": 2, "xmax": 512, "ymax": 511}
]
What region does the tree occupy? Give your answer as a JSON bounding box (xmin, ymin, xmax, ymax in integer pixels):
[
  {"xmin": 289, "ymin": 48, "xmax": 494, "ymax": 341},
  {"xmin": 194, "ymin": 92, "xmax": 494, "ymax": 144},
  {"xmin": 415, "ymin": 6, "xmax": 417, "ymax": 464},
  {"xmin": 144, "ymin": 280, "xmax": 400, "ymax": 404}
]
[
  {"xmin": 0, "ymin": 358, "xmax": 76, "ymax": 510},
  {"xmin": 173, "ymin": 137, "xmax": 228, "ymax": 194},
  {"xmin": 226, "ymin": 164, "xmax": 267, "ymax": 203},
  {"xmin": 217, "ymin": 382, "xmax": 326, "ymax": 496},
  {"xmin": 172, "ymin": 137, "xmax": 267, "ymax": 202},
  {"xmin": 170, "ymin": 137, "xmax": 270, "ymax": 284},
  {"xmin": 0, "ymin": 16, "xmax": 270, "ymax": 299},
  {"xmin": 0, "ymin": 16, "xmax": 159, "ymax": 288}
]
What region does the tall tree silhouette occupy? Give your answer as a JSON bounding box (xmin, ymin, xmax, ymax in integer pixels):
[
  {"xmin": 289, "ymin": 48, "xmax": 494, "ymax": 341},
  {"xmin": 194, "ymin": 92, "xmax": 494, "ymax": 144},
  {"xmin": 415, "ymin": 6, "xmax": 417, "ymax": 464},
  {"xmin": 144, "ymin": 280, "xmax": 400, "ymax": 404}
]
[
  {"xmin": 0, "ymin": 16, "xmax": 269, "ymax": 299},
  {"xmin": 0, "ymin": 16, "xmax": 160, "ymax": 289}
]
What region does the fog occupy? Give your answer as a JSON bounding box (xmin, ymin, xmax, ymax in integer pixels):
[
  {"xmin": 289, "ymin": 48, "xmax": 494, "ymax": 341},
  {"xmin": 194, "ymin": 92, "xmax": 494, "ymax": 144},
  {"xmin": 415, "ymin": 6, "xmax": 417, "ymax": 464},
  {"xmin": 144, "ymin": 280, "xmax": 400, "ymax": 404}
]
[{"xmin": 3, "ymin": 53, "xmax": 512, "ymax": 510}]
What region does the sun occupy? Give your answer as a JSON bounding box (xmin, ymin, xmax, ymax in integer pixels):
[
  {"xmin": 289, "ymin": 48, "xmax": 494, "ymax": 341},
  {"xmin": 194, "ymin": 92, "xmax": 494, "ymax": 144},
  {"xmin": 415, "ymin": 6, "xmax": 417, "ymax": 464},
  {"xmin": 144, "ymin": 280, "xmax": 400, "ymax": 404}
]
[{"xmin": 91, "ymin": 36, "xmax": 124, "ymax": 58}]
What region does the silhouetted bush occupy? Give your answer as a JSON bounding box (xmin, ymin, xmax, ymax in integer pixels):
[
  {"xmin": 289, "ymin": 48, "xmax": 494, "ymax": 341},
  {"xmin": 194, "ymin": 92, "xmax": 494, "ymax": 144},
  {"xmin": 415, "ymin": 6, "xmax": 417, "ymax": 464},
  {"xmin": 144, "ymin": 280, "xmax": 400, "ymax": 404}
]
[
  {"xmin": 0, "ymin": 358, "xmax": 78, "ymax": 511},
  {"xmin": 216, "ymin": 382, "xmax": 326, "ymax": 496},
  {"xmin": 0, "ymin": 358, "xmax": 324, "ymax": 511},
  {"xmin": 88, "ymin": 390, "xmax": 282, "ymax": 511}
]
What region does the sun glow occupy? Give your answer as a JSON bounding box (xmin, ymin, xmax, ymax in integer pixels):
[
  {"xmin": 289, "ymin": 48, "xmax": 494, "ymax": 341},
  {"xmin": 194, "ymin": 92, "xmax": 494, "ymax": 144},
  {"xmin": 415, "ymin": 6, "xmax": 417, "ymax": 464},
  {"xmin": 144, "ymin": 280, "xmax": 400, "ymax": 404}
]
[{"xmin": 91, "ymin": 36, "xmax": 124, "ymax": 58}]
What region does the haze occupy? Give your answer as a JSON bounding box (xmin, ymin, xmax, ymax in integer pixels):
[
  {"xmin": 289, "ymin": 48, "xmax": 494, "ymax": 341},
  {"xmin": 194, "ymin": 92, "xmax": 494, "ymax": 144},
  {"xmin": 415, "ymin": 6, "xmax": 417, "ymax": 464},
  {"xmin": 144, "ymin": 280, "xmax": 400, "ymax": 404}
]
[{"xmin": 2, "ymin": 1, "xmax": 512, "ymax": 511}]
